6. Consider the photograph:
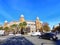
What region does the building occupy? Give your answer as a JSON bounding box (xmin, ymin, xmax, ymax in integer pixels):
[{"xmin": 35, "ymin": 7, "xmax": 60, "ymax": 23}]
[{"xmin": 3, "ymin": 14, "xmax": 43, "ymax": 34}]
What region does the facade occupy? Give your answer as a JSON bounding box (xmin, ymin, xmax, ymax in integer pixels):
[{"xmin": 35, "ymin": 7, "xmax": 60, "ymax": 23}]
[
  {"xmin": 26, "ymin": 21, "xmax": 36, "ymax": 33},
  {"xmin": 3, "ymin": 14, "xmax": 43, "ymax": 33}
]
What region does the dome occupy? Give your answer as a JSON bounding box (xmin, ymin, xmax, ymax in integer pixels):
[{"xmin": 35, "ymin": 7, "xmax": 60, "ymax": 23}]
[
  {"xmin": 20, "ymin": 14, "xmax": 24, "ymax": 17},
  {"xmin": 5, "ymin": 20, "xmax": 8, "ymax": 23},
  {"xmin": 36, "ymin": 17, "xmax": 39, "ymax": 20}
]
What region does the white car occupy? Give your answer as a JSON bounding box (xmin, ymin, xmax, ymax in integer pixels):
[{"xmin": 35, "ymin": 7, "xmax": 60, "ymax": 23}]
[
  {"xmin": 9, "ymin": 33, "xmax": 14, "ymax": 36},
  {"xmin": 31, "ymin": 32, "xmax": 41, "ymax": 36},
  {"xmin": 15, "ymin": 34, "xmax": 21, "ymax": 36},
  {"xmin": 0, "ymin": 30, "xmax": 5, "ymax": 36},
  {"xmin": 28, "ymin": 33, "xmax": 32, "ymax": 35}
]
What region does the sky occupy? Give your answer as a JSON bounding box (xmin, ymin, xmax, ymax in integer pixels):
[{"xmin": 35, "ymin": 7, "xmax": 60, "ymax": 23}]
[{"xmin": 0, "ymin": 0, "xmax": 60, "ymax": 28}]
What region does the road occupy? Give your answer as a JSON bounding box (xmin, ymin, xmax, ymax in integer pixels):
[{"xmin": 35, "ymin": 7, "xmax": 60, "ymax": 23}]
[
  {"xmin": 0, "ymin": 35, "xmax": 55, "ymax": 45},
  {"xmin": 24, "ymin": 36, "xmax": 55, "ymax": 45},
  {"xmin": 0, "ymin": 35, "xmax": 15, "ymax": 43}
]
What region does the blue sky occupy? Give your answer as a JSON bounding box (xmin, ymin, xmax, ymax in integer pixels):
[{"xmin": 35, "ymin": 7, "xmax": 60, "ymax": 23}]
[{"xmin": 0, "ymin": 0, "xmax": 60, "ymax": 28}]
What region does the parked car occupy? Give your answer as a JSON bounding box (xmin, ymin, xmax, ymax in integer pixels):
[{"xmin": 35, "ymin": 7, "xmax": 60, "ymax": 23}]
[
  {"xmin": 15, "ymin": 34, "xmax": 21, "ymax": 36},
  {"xmin": 0, "ymin": 30, "xmax": 5, "ymax": 36},
  {"xmin": 9, "ymin": 33, "xmax": 14, "ymax": 36},
  {"xmin": 39, "ymin": 33, "xmax": 58, "ymax": 40},
  {"xmin": 31, "ymin": 32, "xmax": 41, "ymax": 36}
]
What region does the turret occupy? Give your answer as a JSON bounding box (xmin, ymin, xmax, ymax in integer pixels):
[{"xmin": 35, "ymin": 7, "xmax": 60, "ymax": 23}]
[
  {"xmin": 35, "ymin": 17, "xmax": 42, "ymax": 32},
  {"xmin": 20, "ymin": 14, "xmax": 25, "ymax": 22},
  {"xmin": 3, "ymin": 20, "xmax": 8, "ymax": 28}
]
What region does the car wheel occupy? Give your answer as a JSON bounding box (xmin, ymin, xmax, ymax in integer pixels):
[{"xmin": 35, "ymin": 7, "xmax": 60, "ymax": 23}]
[
  {"xmin": 31, "ymin": 35, "xmax": 32, "ymax": 36},
  {"xmin": 39, "ymin": 36, "xmax": 41, "ymax": 38},
  {"xmin": 55, "ymin": 37, "xmax": 58, "ymax": 40},
  {"xmin": 50, "ymin": 38, "xmax": 53, "ymax": 40},
  {"xmin": 56, "ymin": 37, "xmax": 58, "ymax": 40}
]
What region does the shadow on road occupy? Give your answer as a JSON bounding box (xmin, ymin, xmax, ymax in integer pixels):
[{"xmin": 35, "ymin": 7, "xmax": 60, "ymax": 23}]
[
  {"xmin": 55, "ymin": 39, "xmax": 60, "ymax": 45},
  {"xmin": 0, "ymin": 36, "xmax": 34, "ymax": 45}
]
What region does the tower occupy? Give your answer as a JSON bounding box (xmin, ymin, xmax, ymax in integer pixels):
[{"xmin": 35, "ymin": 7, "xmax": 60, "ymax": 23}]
[
  {"xmin": 35, "ymin": 17, "xmax": 42, "ymax": 32},
  {"xmin": 20, "ymin": 14, "xmax": 25, "ymax": 22},
  {"xmin": 3, "ymin": 20, "xmax": 8, "ymax": 28}
]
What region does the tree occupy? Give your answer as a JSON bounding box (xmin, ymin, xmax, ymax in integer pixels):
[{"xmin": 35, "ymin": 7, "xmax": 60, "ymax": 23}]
[
  {"xmin": 23, "ymin": 22, "xmax": 27, "ymax": 28},
  {"xmin": 23, "ymin": 22, "xmax": 27, "ymax": 34},
  {"xmin": 0, "ymin": 26, "xmax": 3, "ymax": 30},
  {"xmin": 19, "ymin": 23, "xmax": 23, "ymax": 28},
  {"xmin": 52, "ymin": 23, "xmax": 60, "ymax": 32},
  {"xmin": 56, "ymin": 23, "xmax": 60, "ymax": 32},
  {"xmin": 43, "ymin": 23, "xmax": 50, "ymax": 32},
  {"xmin": 18, "ymin": 21, "xmax": 27, "ymax": 34},
  {"xmin": 4, "ymin": 27, "xmax": 9, "ymax": 31},
  {"xmin": 4, "ymin": 27, "xmax": 9, "ymax": 35},
  {"xmin": 19, "ymin": 21, "xmax": 27, "ymax": 29},
  {"xmin": 10, "ymin": 24, "xmax": 17, "ymax": 34},
  {"xmin": 54, "ymin": 26, "xmax": 60, "ymax": 32}
]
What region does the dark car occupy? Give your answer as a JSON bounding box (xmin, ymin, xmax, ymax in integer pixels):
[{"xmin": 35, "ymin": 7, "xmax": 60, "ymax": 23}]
[{"xmin": 39, "ymin": 33, "xmax": 58, "ymax": 40}]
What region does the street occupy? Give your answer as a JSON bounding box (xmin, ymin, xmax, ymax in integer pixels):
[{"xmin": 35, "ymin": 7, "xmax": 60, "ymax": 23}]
[
  {"xmin": 0, "ymin": 35, "xmax": 56, "ymax": 45},
  {"xmin": 24, "ymin": 36, "xmax": 55, "ymax": 45}
]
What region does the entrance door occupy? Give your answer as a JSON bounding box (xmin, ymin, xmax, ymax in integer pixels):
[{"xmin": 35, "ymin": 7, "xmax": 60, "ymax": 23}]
[
  {"xmin": 26, "ymin": 26, "xmax": 30, "ymax": 33},
  {"xmin": 21, "ymin": 28, "xmax": 24, "ymax": 34}
]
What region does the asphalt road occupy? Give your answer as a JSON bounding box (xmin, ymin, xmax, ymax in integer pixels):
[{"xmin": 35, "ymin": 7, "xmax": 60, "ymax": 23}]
[
  {"xmin": 0, "ymin": 35, "xmax": 56, "ymax": 45},
  {"xmin": 24, "ymin": 36, "xmax": 55, "ymax": 45}
]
